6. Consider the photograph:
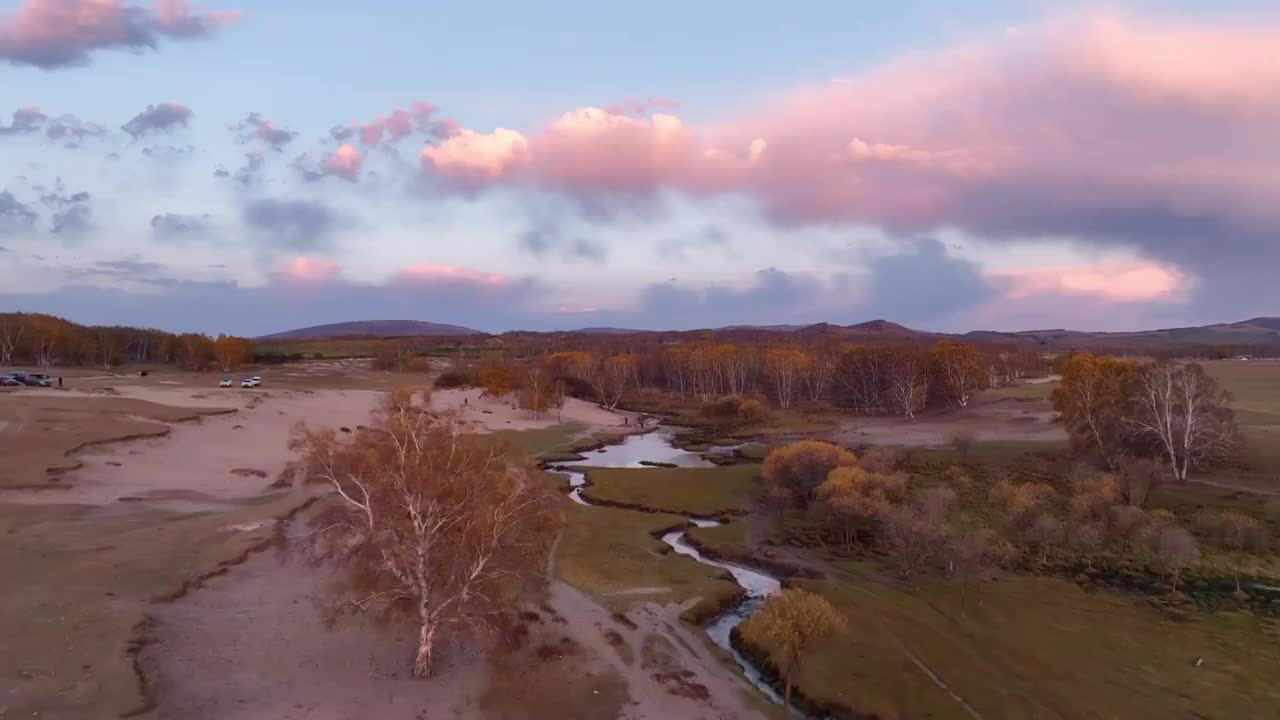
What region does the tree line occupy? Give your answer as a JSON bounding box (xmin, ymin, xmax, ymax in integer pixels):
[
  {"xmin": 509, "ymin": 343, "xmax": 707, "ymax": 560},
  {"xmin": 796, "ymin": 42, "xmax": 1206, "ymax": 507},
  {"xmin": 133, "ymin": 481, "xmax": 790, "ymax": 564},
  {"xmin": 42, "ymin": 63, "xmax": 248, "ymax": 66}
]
[
  {"xmin": 429, "ymin": 339, "xmax": 1045, "ymax": 421},
  {"xmin": 0, "ymin": 312, "xmax": 251, "ymax": 371}
]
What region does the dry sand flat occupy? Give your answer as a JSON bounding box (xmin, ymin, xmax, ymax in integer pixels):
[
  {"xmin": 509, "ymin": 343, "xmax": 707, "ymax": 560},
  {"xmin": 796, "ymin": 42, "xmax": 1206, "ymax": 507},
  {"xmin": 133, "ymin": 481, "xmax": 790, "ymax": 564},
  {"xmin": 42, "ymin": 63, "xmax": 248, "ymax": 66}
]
[
  {"xmin": 431, "ymin": 388, "xmax": 639, "ymax": 434},
  {"xmin": 3, "ymin": 383, "xmax": 762, "ymax": 720},
  {"xmin": 0, "ymin": 386, "xmax": 381, "ymax": 720},
  {"xmin": 143, "ymin": 523, "xmax": 768, "ymax": 720}
]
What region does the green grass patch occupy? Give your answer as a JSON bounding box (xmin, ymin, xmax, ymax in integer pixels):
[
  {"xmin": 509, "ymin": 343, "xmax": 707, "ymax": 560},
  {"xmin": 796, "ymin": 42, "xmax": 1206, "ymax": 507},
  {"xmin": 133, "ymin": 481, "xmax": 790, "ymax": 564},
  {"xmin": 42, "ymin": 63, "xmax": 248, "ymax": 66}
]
[
  {"xmin": 554, "ymin": 503, "xmax": 741, "ymax": 617},
  {"xmin": 686, "ymin": 521, "xmax": 750, "ymax": 558},
  {"xmin": 762, "ymin": 571, "xmax": 1280, "ymax": 719},
  {"xmin": 734, "ymin": 443, "xmax": 772, "ymax": 462},
  {"xmin": 488, "ymin": 422, "xmax": 587, "ymax": 458},
  {"xmin": 579, "ymin": 464, "xmax": 760, "ymax": 516}
]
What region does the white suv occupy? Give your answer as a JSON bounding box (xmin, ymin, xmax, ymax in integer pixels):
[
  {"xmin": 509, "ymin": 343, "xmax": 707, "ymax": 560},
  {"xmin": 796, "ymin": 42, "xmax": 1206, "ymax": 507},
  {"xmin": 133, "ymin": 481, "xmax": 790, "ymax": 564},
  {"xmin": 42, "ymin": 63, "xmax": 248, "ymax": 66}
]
[
  {"xmin": 241, "ymin": 378, "xmax": 260, "ymax": 388},
  {"xmin": 219, "ymin": 379, "xmax": 232, "ymax": 388}
]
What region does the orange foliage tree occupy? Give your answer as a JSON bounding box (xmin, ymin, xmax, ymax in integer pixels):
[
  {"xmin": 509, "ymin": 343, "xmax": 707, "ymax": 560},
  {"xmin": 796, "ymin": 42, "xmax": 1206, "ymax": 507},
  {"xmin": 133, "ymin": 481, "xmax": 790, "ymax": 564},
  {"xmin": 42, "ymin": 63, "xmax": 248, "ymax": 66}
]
[{"xmin": 291, "ymin": 393, "xmax": 560, "ymax": 677}]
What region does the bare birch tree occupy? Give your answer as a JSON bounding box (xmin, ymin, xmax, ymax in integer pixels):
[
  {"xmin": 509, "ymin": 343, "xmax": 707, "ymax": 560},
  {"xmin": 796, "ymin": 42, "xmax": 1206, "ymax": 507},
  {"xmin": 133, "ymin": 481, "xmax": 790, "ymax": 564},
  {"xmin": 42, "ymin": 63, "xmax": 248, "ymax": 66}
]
[
  {"xmin": 291, "ymin": 392, "xmax": 560, "ymax": 677},
  {"xmin": 0, "ymin": 321, "xmax": 23, "ymax": 366},
  {"xmin": 1126, "ymin": 362, "xmax": 1235, "ymax": 482}
]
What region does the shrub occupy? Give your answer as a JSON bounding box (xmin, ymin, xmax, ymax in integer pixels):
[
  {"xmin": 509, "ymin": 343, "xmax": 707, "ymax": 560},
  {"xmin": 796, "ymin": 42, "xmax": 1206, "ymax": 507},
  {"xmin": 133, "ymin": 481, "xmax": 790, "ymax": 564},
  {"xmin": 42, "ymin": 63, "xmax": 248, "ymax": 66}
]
[
  {"xmin": 405, "ymin": 357, "xmax": 432, "ymax": 373},
  {"xmin": 737, "ymin": 398, "xmax": 765, "ymax": 420},
  {"xmin": 943, "ymin": 465, "xmax": 973, "ymax": 493},
  {"xmin": 700, "ymin": 395, "xmax": 743, "ymax": 418},
  {"xmin": 433, "ymin": 370, "xmax": 473, "ymax": 389},
  {"xmin": 763, "ymin": 441, "xmax": 857, "ymax": 505},
  {"xmin": 859, "ymin": 446, "xmax": 900, "ymax": 474}
]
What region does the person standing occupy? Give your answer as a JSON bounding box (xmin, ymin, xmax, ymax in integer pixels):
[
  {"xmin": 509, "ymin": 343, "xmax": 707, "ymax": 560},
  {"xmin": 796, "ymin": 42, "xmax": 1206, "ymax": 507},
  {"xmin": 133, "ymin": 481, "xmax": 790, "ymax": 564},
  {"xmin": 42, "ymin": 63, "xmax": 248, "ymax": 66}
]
[{"xmin": 57, "ymin": 376, "xmax": 63, "ymax": 389}]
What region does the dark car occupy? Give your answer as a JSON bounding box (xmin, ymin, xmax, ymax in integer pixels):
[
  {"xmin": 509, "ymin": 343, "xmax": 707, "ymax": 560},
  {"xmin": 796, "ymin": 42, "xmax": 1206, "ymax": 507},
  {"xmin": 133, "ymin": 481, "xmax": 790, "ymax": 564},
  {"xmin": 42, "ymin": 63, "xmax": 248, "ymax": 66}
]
[
  {"xmin": 1, "ymin": 373, "xmax": 25, "ymax": 387},
  {"xmin": 23, "ymin": 373, "xmax": 53, "ymax": 387}
]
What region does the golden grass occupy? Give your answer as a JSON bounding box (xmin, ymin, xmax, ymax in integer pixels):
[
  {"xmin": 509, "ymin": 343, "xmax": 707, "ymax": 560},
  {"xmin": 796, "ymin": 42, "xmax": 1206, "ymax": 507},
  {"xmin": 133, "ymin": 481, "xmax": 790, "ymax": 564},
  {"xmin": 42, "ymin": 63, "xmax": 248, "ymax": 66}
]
[{"xmin": 769, "ymin": 570, "xmax": 1280, "ymax": 719}]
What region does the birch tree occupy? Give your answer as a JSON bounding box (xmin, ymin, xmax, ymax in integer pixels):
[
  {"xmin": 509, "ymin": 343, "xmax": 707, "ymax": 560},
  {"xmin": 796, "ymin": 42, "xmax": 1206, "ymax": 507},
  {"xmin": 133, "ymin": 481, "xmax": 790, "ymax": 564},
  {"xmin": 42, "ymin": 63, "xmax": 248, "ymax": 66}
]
[
  {"xmin": 291, "ymin": 393, "xmax": 560, "ymax": 677},
  {"xmin": 1126, "ymin": 362, "xmax": 1235, "ymax": 482}
]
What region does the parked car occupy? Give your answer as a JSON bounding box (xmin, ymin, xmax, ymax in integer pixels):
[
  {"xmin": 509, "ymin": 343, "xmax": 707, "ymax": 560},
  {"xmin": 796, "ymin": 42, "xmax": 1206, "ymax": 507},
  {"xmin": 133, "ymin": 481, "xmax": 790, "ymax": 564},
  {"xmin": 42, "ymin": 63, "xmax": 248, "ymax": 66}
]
[
  {"xmin": 241, "ymin": 378, "xmax": 260, "ymax": 388},
  {"xmin": 251, "ymin": 376, "xmax": 262, "ymax": 383},
  {"xmin": 24, "ymin": 373, "xmax": 53, "ymax": 387},
  {"xmin": 218, "ymin": 379, "xmax": 233, "ymax": 388},
  {"xmin": 1, "ymin": 373, "xmax": 26, "ymax": 387}
]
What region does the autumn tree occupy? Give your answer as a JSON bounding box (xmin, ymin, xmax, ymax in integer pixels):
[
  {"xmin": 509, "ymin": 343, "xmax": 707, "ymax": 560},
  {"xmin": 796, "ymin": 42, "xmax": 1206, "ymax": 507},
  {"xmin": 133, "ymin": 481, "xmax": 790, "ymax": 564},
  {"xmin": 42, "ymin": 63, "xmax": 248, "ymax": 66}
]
[
  {"xmin": 1050, "ymin": 353, "xmax": 1140, "ymax": 469},
  {"xmin": 291, "ymin": 393, "xmax": 560, "ymax": 677},
  {"xmin": 598, "ymin": 353, "xmax": 639, "ymax": 409},
  {"xmin": 477, "ymin": 354, "xmax": 523, "ymax": 399},
  {"xmin": 929, "ymin": 340, "xmax": 985, "ymax": 409},
  {"xmin": 1126, "ymin": 362, "xmax": 1236, "ymax": 482},
  {"xmin": 762, "ymin": 441, "xmax": 857, "ymax": 506},
  {"xmin": 765, "ymin": 346, "xmax": 811, "ymax": 409},
  {"xmin": 213, "ymin": 334, "xmax": 250, "ymax": 372},
  {"xmin": 814, "ymin": 466, "xmax": 907, "ymax": 549},
  {"xmin": 0, "ymin": 317, "xmax": 23, "ymax": 365},
  {"xmin": 737, "ymin": 588, "xmax": 846, "ymax": 708},
  {"xmin": 519, "ymin": 364, "xmax": 558, "ymax": 419},
  {"xmin": 885, "ymin": 347, "xmax": 929, "ymax": 421}
]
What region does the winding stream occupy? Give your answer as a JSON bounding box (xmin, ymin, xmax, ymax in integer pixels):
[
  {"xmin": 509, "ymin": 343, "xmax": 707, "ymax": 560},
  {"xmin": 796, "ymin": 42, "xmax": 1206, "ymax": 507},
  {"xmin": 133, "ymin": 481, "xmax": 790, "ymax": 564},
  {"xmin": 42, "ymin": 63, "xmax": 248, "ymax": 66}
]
[{"xmin": 551, "ymin": 428, "xmax": 786, "ymax": 705}]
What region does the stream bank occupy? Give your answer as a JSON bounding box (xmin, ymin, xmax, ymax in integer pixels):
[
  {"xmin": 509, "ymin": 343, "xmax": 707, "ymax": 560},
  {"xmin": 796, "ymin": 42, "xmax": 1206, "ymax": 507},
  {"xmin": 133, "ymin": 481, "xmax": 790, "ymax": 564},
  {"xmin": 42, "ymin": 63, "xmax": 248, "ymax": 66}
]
[{"xmin": 546, "ymin": 427, "xmax": 792, "ymax": 707}]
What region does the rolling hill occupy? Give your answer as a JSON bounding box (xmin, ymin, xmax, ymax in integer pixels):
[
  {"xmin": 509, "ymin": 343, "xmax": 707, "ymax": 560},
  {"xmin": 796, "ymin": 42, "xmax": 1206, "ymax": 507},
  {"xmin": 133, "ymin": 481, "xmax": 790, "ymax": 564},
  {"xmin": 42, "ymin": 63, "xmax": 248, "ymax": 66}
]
[{"xmin": 256, "ymin": 320, "xmax": 482, "ymax": 340}]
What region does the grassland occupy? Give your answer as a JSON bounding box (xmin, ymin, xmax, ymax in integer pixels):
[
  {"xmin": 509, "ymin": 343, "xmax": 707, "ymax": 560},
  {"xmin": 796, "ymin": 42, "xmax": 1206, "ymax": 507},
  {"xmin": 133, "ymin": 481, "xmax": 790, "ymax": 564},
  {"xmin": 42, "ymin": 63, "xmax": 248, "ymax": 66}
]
[
  {"xmin": 487, "ymin": 422, "xmax": 588, "ymax": 458},
  {"xmin": 553, "ymin": 503, "xmax": 742, "ymax": 619},
  {"xmin": 579, "ymin": 465, "xmax": 761, "ymax": 517},
  {"xmin": 745, "ymin": 570, "xmax": 1280, "ymax": 720},
  {"xmin": 1203, "ymin": 359, "xmax": 1280, "ymax": 477}
]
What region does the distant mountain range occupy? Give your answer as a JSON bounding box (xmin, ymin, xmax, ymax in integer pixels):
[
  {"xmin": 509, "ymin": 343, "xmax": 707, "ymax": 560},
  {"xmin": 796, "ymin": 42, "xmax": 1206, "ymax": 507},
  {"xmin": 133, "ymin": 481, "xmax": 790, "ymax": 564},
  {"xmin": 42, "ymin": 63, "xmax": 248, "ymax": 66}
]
[
  {"xmin": 257, "ymin": 316, "xmax": 1280, "ymax": 351},
  {"xmin": 256, "ymin": 320, "xmax": 481, "ymax": 340}
]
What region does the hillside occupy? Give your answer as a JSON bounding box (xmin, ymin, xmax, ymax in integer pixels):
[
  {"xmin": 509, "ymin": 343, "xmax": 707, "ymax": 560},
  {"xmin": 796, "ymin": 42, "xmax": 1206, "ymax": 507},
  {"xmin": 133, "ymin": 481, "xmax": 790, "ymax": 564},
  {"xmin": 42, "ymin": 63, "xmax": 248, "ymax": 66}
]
[{"xmin": 256, "ymin": 320, "xmax": 482, "ymax": 340}]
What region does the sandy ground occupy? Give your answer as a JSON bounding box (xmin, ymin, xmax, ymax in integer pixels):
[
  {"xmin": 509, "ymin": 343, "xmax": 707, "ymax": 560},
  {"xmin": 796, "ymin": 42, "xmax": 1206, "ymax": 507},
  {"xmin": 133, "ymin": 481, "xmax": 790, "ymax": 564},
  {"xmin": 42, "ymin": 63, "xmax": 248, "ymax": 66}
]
[
  {"xmin": 0, "ymin": 385, "xmax": 382, "ymax": 719},
  {"xmin": 3, "ymin": 382, "xmax": 764, "ymax": 720},
  {"xmin": 143, "ymin": 523, "xmax": 768, "ymax": 720},
  {"xmin": 10, "ymin": 386, "xmax": 381, "ymax": 509},
  {"xmin": 828, "ymin": 396, "xmax": 1067, "ymax": 449},
  {"xmin": 431, "ymin": 387, "xmax": 639, "ymax": 434}
]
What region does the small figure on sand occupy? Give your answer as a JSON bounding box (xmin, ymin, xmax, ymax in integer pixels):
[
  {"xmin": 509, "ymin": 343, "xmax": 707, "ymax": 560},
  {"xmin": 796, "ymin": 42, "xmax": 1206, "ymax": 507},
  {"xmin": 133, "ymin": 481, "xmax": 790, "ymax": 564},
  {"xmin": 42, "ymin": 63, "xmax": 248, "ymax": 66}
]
[{"xmin": 57, "ymin": 376, "xmax": 63, "ymax": 388}]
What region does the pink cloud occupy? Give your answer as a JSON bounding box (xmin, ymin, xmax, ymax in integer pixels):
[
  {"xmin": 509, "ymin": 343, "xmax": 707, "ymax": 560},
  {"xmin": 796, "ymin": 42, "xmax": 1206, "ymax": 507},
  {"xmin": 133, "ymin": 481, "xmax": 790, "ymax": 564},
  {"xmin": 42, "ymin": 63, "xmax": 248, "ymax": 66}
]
[
  {"xmin": 991, "ymin": 261, "xmax": 1187, "ymax": 303},
  {"xmin": 322, "ymin": 143, "xmax": 364, "ymax": 180},
  {"xmin": 355, "ymin": 100, "xmax": 438, "ymax": 145},
  {"xmin": 279, "ymin": 256, "xmax": 340, "ymax": 283},
  {"xmin": 0, "ymin": 0, "xmax": 240, "ymax": 69},
  {"xmin": 413, "ymin": 13, "xmax": 1280, "ymax": 239},
  {"xmin": 395, "ymin": 263, "xmax": 511, "ymax": 287},
  {"xmin": 419, "ymin": 128, "xmax": 530, "ymax": 182}
]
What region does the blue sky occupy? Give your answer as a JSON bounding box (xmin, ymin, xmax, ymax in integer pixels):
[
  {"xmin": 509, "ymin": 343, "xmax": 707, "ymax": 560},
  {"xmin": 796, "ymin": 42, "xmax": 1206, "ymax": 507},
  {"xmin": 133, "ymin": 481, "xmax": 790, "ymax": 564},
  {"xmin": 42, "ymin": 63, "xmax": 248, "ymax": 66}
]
[{"xmin": 2, "ymin": 1, "xmax": 1278, "ymax": 335}]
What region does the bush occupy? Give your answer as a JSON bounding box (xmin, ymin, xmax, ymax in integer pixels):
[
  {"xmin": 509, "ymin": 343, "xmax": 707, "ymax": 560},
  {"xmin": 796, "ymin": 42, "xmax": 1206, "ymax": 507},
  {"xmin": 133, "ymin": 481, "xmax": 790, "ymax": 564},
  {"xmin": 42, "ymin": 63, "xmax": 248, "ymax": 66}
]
[
  {"xmin": 405, "ymin": 357, "xmax": 432, "ymax": 373},
  {"xmin": 943, "ymin": 465, "xmax": 973, "ymax": 493},
  {"xmin": 433, "ymin": 370, "xmax": 472, "ymax": 389},
  {"xmin": 859, "ymin": 446, "xmax": 900, "ymax": 474},
  {"xmin": 700, "ymin": 395, "xmax": 743, "ymax": 418},
  {"xmin": 763, "ymin": 441, "xmax": 857, "ymax": 505},
  {"xmin": 737, "ymin": 398, "xmax": 765, "ymax": 420}
]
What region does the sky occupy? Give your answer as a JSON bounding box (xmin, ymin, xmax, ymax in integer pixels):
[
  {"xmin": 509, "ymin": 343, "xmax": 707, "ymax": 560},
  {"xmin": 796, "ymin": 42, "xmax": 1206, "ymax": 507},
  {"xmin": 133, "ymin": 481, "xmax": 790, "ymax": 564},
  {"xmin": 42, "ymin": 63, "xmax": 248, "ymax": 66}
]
[{"xmin": 1, "ymin": 0, "xmax": 1277, "ymax": 336}]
